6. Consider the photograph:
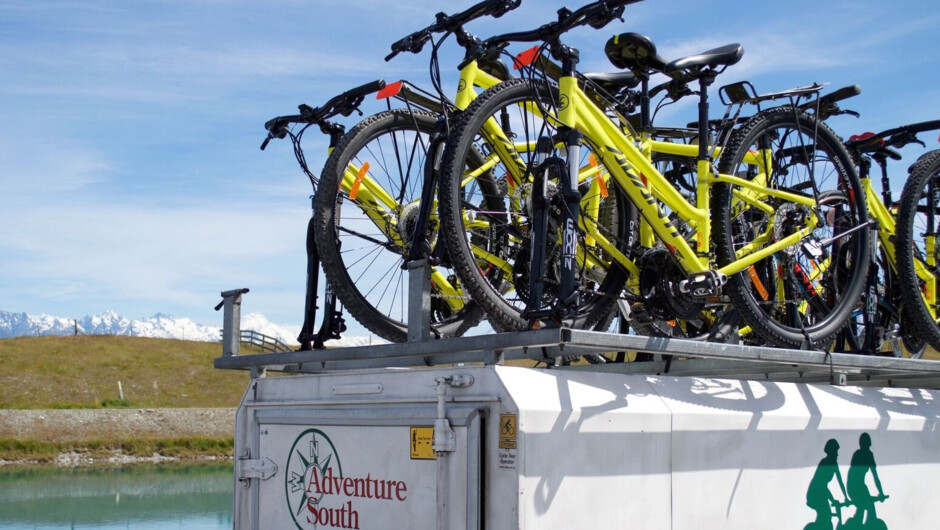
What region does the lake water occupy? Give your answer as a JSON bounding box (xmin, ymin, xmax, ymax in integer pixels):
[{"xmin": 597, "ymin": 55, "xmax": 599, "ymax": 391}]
[{"xmin": 0, "ymin": 462, "xmax": 233, "ymax": 529}]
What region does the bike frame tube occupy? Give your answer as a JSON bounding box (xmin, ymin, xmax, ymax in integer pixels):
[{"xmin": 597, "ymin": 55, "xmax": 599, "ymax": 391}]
[{"xmin": 558, "ymin": 74, "xmax": 825, "ymax": 279}]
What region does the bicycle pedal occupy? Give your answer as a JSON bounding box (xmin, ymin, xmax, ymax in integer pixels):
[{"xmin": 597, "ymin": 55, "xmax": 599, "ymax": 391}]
[{"xmin": 678, "ymin": 271, "xmax": 727, "ymax": 298}]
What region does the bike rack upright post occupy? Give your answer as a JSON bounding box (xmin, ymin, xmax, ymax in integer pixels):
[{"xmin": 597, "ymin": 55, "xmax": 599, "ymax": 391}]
[
  {"xmin": 217, "ymin": 288, "xmax": 250, "ymax": 357},
  {"xmin": 407, "ymin": 260, "xmax": 432, "ymax": 342}
]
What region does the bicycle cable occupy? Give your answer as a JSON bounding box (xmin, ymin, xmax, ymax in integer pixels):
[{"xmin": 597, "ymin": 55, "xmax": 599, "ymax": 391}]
[{"xmin": 288, "ymin": 123, "xmax": 319, "ymax": 190}]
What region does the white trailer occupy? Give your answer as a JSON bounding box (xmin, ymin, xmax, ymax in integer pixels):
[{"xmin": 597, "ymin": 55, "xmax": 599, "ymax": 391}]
[{"xmin": 219, "ymin": 327, "xmax": 940, "ymax": 530}]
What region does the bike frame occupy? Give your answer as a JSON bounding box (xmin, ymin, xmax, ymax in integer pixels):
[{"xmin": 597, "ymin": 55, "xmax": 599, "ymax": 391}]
[
  {"xmin": 332, "ymin": 60, "xmax": 508, "ymax": 313},
  {"xmin": 555, "ymin": 74, "xmax": 821, "ymax": 280}
]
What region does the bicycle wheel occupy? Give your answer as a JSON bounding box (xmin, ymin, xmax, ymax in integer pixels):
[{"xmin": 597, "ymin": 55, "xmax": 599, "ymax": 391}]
[
  {"xmin": 314, "ymin": 108, "xmax": 485, "ymax": 342},
  {"xmin": 713, "ymin": 106, "xmax": 869, "ymax": 349},
  {"xmin": 896, "ymin": 148, "xmax": 940, "ymax": 355},
  {"xmin": 835, "ymin": 243, "xmax": 925, "ymax": 357},
  {"xmin": 438, "ymin": 78, "xmax": 634, "ymax": 331}
]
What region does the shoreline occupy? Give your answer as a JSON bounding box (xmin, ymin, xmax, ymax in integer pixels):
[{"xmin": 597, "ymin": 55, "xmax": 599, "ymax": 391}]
[
  {"xmin": 0, "ymin": 452, "xmax": 233, "ymax": 468},
  {"xmin": 0, "ymin": 407, "xmax": 236, "ymax": 467}
]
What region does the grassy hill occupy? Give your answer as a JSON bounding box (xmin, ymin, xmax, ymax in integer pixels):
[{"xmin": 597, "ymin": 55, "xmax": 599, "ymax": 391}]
[
  {"xmin": 0, "ymin": 335, "xmax": 251, "ymax": 409},
  {"xmin": 1, "ymin": 334, "xmax": 937, "ymax": 410}
]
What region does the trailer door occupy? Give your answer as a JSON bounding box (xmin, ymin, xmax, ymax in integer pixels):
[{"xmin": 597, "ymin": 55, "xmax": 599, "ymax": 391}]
[{"xmin": 242, "ymin": 404, "xmax": 483, "ymax": 530}]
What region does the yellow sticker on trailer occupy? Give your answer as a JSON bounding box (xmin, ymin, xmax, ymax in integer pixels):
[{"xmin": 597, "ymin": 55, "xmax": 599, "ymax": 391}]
[
  {"xmin": 499, "ymin": 413, "xmax": 517, "ymax": 449},
  {"xmin": 410, "ymin": 427, "xmax": 436, "ymax": 460}
]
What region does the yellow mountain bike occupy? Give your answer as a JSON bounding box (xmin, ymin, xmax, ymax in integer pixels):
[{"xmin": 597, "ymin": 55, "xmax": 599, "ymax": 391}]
[
  {"xmin": 311, "ymin": 0, "xmax": 538, "ymax": 342},
  {"xmin": 437, "ymin": 0, "xmax": 870, "ymax": 349}
]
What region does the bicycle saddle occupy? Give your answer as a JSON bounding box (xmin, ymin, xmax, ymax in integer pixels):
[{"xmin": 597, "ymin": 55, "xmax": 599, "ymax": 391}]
[
  {"xmin": 604, "ymin": 32, "xmax": 668, "ymax": 76},
  {"xmin": 664, "ymin": 43, "xmax": 743, "ymax": 76},
  {"xmin": 582, "ymin": 71, "xmax": 640, "ymax": 92}
]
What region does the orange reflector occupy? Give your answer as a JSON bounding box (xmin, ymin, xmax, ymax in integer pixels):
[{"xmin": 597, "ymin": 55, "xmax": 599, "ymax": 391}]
[
  {"xmin": 597, "ymin": 175, "xmax": 609, "ymax": 198},
  {"xmin": 748, "ymin": 265, "xmax": 769, "ymax": 300},
  {"xmin": 513, "ymin": 46, "xmax": 540, "ymax": 70},
  {"xmin": 348, "ymin": 161, "xmax": 369, "ymax": 200},
  {"xmin": 590, "ymin": 155, "xmax": 609, "ymax": 198},
  {"xmin": 376, "ymin": 81, "xmax": 403, "ymax": 100}
]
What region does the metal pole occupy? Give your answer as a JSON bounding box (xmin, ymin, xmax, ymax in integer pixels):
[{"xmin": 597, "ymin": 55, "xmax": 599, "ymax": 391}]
[
  {"xmin": 217, "ymin": 288, "xmax": 250, "ymax": 357},
  {"xmin": 407, "ymin": 260, "xmax": 432, "ymax": 342}
]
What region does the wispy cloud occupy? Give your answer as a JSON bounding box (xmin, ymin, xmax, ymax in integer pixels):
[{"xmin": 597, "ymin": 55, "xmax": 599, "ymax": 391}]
[
  {"xmin": 0, "ymin": 196, "xmax": 310, "ymax": 321},
  {"xmin": 0, "ymin": 135, "xmax": 112, "ymax": 194}
]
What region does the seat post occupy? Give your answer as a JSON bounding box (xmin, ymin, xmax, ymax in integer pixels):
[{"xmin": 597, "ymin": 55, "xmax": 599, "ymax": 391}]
[
  {"xmin": 696, "ymin": 74, "xmax": 714, "ymax": 163},
  {"xmin": 640, "ymin": 77, "xmax": 651, "ymax": 133}
]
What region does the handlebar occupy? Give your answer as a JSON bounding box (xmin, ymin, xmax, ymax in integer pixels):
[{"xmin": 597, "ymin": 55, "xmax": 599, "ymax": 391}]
[
  {"xmin": 798, "ymin": 84, "xmax": 860, "ymax": 120},
  {"xmin": 819, "ymin": 84, "xmax": 861, "ymax": 106},
  {"xmin": 478, "ymin": 0, "xmax": 640, "ymax": 55},
  {"xmin": 846, "ymin": 118, "xmax": 940, "ymax": 155},
  {"xmin": 384, "ymin": 0, "xmax": 521, "ymax": 61},
  {"xmin": 260, "ymin": 79, "xmax": 386, "ymax": 150},
  {"xmin": 833, "ymin": 494, "xmax": 889, "ymax": 509}
]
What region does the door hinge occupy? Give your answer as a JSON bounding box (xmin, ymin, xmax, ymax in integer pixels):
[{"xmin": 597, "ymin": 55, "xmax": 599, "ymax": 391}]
[{"xmin": 237, "ymin": 455, "xmax": 278, "ymax": 482}]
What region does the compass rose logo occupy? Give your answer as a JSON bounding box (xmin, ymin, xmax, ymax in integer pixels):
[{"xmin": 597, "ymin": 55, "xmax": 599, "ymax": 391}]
[{"xmin": 285, "ymin": 429, "xmax": 343, "ymax": 529}]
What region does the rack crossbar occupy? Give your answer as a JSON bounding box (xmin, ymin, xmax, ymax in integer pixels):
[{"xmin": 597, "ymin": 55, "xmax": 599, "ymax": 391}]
[{"xmin": 215, "ymin": 328, "xmax": 940, "ymax": 389}]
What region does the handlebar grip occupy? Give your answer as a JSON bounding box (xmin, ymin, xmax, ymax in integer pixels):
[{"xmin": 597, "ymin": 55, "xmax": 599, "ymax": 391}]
[
  {"xmin": 343, "ymin": 79, "xmax": 387, "ymax": 100},
  {"xmin": 819, "ymin": 84, "xmax": 861, "ymax": 106},
  {"xmin": 903, "ymin": 118, "xmax": 940, "ymax": 135}
]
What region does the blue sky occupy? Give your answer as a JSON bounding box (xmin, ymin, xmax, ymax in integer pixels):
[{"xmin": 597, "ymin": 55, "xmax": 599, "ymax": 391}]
[{"xmin": 1, "ymin": 0, "xmax": 938, "ymax": 338}]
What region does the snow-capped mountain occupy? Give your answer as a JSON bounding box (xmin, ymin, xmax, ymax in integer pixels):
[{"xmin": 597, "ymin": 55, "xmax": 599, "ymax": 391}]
[
  {"xmin": 0, "ymin": 310, "xmax": 225, "ymax": 342},
  {"xmin": 0, "ymin": 310, "xmax": 375, "ymax": 348}
]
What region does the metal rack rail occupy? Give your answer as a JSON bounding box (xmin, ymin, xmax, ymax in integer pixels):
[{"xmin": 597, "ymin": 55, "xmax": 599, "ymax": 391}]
[{"xmin": 215, "ymin": 310, "xmax": 940, "ymax": 390}]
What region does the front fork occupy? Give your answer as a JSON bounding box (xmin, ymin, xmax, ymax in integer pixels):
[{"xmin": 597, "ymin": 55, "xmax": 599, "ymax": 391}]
[
  {"xmin": 405, "ymin": 120, "xmax": 449, "ymax": 264},
  {"xmin": 299, "ymin": 195, "xmax": 347, "ymax": 350},
  {"xmin": 524, "ymin": 129, "xmax": 583, "ymax": 324}
]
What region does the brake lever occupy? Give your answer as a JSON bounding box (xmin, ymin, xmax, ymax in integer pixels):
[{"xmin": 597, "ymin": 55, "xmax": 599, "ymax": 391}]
[
  {"xmin": 298, "ymin": 104, "xmax": 317, "ymax": 120},
  {"xmin": 891, "ymin": 131, "xmax": 926, "ymax": 149},
  {"xmin": 260, "ymin": 117, "xmax": 290, "ymax": 150},
  {"xmin": 839, "ymin": 108, "xmax": 860, "ymax": 118}
]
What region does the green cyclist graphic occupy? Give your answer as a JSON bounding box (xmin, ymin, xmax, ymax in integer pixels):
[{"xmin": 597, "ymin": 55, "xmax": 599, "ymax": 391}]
[
  {"xmin": 804, "ymin": 433, "xmax": 889, "ymax": 530},
  {"xmin": 845, "ymin": 433, "xmax": 888, "ymax": 529},
  {"xmin": 805, "ymin": 439, "xmax": 848, "ymax": 530}
]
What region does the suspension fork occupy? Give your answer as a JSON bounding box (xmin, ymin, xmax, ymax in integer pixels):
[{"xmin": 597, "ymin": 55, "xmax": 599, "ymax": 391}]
[
  {"xmin": 300, "ymin": 196, "xmax": 347, "ymax": 351},
  {"xmin": 405, "ymin": 118, "xmax": 449, "ymax": 264},
  {"xmin": 524, "ymin": 136, "xmax": 555, "ymax": 324},
  {"xmin": 523, "ymin": 128, "xmax": 584, "ymax": 323},
  {"xmin": 299, "ymin": 129, "xmax": 348, "ymax": 351},
  {"xmin": 559, "ymin": 127, "xmax": 583, "ymax": 315},
  {"xmin": 928, "ymin": 175, "xmax": 939, "ymax": 317}
]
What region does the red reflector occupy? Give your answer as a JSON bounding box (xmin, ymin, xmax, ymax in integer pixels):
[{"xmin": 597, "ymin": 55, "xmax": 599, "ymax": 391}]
[
  {"xmin": 513, "ymin": 46, "xmax": 540, "ymax": 70},
  {"xmin": 377, "ymin": 81, "xmax": 403, "ymax": 100}
]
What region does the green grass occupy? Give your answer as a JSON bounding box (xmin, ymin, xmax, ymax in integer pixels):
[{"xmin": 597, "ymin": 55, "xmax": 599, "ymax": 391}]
[
  {"xmin": 0, "ymin": 335, "xmax": 252, "ymax": 409},
  {"xmin": 0, "ymin": 437, "xmax": 234, "ymax": 462}
]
